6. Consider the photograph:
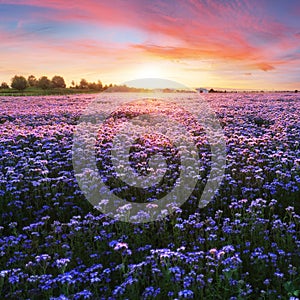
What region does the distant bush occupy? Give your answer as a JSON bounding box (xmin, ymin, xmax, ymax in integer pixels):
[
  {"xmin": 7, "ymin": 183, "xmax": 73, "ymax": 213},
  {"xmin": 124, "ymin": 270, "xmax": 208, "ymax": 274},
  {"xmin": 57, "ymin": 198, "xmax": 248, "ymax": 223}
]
[
  {"xmin": 79, "ymin": 78, "xmax": 89, "ymax": 89},
  {"xmin": 28, "ymin": 75, "xmax": 37, "ymax": 87},
  {"xmin": 37, "ymin": 76, "xmax": 51, "ymax": 89},
  {"xmin": 51, "ymin": 75, "xmax": 66, "ymax": 88},
  {"xmin": 11, "ymin": 75, "xmax": 28, "ymax": 91},
  {"xmin": 0, "ymin": 82, "xmax": 9, "ymax": 89},
  {"xmin": 88, "ymin": 80, "xmax": 102, "ymax": 91}
]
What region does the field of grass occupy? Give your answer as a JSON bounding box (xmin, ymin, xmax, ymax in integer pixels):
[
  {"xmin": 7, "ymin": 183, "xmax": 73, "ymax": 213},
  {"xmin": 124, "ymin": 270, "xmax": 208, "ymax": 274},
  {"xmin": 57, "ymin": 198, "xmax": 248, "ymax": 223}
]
[
  {"xmin": 0, "ymin": 93, "xmax": 299, "ymax": 299},
  {"xmin": 0, "ymin": 87, "xmax": 100, "ymax": 96}
]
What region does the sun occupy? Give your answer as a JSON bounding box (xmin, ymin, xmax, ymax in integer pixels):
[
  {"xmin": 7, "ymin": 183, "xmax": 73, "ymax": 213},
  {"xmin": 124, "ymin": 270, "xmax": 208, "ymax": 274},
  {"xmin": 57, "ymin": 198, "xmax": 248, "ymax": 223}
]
[{"xmin": 134, "ymin": 63, "xmax": 164, "ymax": 79}]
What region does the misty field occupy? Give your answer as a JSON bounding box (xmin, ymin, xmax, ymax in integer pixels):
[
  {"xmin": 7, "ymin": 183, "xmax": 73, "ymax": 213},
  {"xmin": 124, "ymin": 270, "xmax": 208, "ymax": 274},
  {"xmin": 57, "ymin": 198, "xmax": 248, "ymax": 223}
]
[{"xmin": 0, "ymin": 93, "xmax": 299, "ymax": 299}]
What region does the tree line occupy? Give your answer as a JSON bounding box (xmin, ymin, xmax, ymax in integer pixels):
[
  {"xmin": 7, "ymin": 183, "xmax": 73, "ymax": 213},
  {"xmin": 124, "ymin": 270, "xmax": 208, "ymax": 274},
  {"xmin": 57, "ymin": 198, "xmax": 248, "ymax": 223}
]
[
  {"xmin": 0, "ymin": 75, "xmax": 155, "ymax": 93},
  {"xmin": 0, "ymin": 75, "xmax": 108, "ymax": 92}
]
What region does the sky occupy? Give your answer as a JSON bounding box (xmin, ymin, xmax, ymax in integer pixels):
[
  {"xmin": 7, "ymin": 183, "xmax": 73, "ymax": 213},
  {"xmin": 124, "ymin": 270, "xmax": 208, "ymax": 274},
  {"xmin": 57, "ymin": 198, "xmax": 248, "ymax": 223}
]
[{"xmin": 0, "ymin": 0, "xmax": 300, "ymax": 90}]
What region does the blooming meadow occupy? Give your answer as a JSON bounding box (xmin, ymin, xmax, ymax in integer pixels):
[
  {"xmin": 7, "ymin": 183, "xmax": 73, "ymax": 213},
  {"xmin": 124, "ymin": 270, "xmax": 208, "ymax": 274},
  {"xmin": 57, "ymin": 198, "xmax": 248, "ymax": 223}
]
[{"xmin": 0, "ymin": 93, "xmax": 299, "ymax": 299}]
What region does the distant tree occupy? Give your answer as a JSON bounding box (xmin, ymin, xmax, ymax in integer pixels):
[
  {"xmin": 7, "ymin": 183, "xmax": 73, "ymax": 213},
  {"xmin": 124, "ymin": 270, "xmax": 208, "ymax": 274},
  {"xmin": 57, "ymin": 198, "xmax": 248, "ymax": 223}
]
[
  {"xmin": 208, "ymin": 88, "xmax": 215, "ymax": 93},
  {"xmin": 37, "ymin": 76, "xmax": 51, "ymax": 89},
  {"xmin": 79, "ymin": 78, "xmax": 89, "ymax": 89},
  {"xmin": 88, "ymin": 82, "xmax": 97, "ymax": 90},
  {"xmin": 11, "ymin": 75, "xmax": 28, "ymax": 91},
  {"xmin": 0, "ymin": 82, "xmax": 9, "ymax": 89},
  {"xmin": 88, "ymin": 80, "xmax": 103, "ymax": 91},
  {"xmin": 295, "ymin": 89, "xmax": 298, "ymax": 93},
  {"xmin": 71, "ymin": 80, "xmax": 75, "ymax": 88},
  {"xmin": 96, "ymin": 80, "xmax": 103, "ymax": 90},
  {"xmin": 28, "ymin": 75, "xmax": 37, "ymax": 87},
  {"xmin": 51, "ymin": 75, "xmax": 66, "ymax": 88}
]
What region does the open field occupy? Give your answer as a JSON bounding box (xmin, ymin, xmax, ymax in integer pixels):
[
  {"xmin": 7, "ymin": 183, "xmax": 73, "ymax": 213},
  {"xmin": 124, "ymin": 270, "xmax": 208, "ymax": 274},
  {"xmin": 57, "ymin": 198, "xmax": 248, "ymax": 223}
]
[
  {"xmin": 0, "ymin": 87, "xmax": 101, "ymax": 97},
  {"xmin": 0, "ymin": 93, "xmax": 299, "ymax": 299}
]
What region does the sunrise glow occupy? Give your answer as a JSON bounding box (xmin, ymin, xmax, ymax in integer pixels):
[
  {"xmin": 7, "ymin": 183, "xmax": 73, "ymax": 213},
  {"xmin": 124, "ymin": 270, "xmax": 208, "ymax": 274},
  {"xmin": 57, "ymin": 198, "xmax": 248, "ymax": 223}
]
[{"xmin": 1, "ymin": 0, "xmax": 300, "ymax": 89}]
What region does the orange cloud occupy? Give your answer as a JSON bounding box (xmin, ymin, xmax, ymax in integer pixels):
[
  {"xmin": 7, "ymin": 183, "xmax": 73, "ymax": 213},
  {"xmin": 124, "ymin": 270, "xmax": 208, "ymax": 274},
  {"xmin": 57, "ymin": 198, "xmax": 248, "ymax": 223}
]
[
  {"xmin": 255, "ymin": 63, "xmax": 275, "ymax": 72},
  {"xmin": 1, "ymin": 0, "xmax": 299, "ymax": 73},
  {"xmin": 1, "ymin": 0, "xmax": 300, "ymax": 88}
]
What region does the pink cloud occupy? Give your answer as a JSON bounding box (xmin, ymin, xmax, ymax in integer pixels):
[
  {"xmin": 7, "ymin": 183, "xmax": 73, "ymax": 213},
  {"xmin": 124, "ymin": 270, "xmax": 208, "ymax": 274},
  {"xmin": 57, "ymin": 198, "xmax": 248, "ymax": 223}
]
[
  {"xmin": 1, "ymin": 0, "xmax": 300, "ymax": 82},
  {"xmin": 0, "ymin": 0, "xmax": 143, "ymax": 27},
  {"xmin": 254, "ymin": 63, "xmax": 275, "ymax": 72}
]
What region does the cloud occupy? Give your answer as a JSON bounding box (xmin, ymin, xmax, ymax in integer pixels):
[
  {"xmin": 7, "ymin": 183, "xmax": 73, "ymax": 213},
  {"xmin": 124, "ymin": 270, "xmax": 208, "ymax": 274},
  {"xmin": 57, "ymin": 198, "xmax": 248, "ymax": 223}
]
[
  {"xmin": 255, "ymin": 63, "xmax": 275, "ymax": 72},
  {"xmin": 1, "ymin": 0, "xmax": 300, "ymax": 87},
  {"xmin": 1, "ymin": 0, "xmax": 299, "ymax": 71}
]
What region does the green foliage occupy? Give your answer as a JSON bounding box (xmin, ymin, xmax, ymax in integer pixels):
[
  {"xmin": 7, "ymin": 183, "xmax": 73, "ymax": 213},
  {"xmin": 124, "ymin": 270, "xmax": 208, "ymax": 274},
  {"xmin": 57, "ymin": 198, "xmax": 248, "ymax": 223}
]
[
  {"xmin": 11, "ymin": 75, "xmax": 28, "ymax": 91},
  {"xmin": 0, "ymin": 82, "xmax": 9, "ymax": 89},
  {"xmin": 88, "ymin": 80, "xmax": 102, "ymax": 91},
  {"xmin": 51, "ymin": 75, "xmax": 66, "ymax": 88},
  {"xmin": 77, "ymin": 78, "xmax": 103, "ymax": 90},
  {"xmin": 28, "ymin": 75, "xmax": 37, "ymax": 87},
  {"xmin": 37, "ymin": 76, "xmax": 51, "ymax": 89},
  {"xmin": 79, "ymin": 78, "xmax": 89, "ymax": 89},
  {"xmin": 1, "ymin": 74, "xmax": 141, "ymax": 95},
  {"xmin": 283, "ymin": 280, "xmax": 300, "ymax": 297}
]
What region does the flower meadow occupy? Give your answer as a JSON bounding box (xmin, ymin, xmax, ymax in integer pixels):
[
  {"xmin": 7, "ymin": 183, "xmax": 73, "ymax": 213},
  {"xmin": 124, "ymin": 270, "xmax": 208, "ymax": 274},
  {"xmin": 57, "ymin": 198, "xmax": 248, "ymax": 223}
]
[{"xmin": 0, "ymin": 93, "xmax": 299, "ymax": 299}]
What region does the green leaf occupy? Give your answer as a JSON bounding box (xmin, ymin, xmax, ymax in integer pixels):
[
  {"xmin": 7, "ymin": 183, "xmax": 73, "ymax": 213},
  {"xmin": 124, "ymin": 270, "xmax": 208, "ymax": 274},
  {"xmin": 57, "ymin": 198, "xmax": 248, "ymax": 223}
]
[
  {"xmin": 293, "ymin": 290, "xmax": 300, "ymax": 297},
  {"xmin": 283, "ymin": 281, "xmax": 293, "ymax": 292}
]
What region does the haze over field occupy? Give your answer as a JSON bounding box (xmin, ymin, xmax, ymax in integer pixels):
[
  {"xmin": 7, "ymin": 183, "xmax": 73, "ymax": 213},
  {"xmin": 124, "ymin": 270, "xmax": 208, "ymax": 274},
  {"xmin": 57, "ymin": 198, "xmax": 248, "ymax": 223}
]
[{"xmin": 1, "ymin": 0, "xmax": 300, "ymax": 90}]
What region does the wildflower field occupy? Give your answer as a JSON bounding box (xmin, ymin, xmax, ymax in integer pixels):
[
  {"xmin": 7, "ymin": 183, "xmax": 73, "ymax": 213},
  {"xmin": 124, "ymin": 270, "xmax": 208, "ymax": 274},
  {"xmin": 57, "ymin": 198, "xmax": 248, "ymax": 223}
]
[{"xmin": 0, "ymin": 93, "xmax": 299, "ymax": 299}]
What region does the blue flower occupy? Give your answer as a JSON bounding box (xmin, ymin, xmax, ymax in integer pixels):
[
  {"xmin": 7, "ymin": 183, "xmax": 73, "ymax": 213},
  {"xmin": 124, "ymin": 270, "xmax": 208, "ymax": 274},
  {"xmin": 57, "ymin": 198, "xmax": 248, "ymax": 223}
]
[{"xmin": 178, "ymin": 289, "xmax": 194, "ymax": 299}]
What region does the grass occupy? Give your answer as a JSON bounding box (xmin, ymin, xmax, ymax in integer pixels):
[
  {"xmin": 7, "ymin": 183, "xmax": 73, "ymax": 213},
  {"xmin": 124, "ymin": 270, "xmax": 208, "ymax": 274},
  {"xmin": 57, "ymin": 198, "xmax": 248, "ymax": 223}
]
[{"xmin": 0, "ymin": 87, "xmax": 101, "ymax": 96}]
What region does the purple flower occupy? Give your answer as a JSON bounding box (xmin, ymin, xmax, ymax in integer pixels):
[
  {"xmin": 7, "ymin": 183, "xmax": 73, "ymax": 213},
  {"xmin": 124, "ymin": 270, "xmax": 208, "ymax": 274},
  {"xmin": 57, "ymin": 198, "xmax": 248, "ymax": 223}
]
[
  {"xmin": 55, "ymin": 258, "xmax": 70, "ymax": 269},
  {"xmin": 178, "ymin": 289, "xmax": 194, "ymax": 299},
  {"xmin": 35, "ymin": 254, "xmax": 51, "ymax": 263}
]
